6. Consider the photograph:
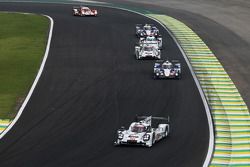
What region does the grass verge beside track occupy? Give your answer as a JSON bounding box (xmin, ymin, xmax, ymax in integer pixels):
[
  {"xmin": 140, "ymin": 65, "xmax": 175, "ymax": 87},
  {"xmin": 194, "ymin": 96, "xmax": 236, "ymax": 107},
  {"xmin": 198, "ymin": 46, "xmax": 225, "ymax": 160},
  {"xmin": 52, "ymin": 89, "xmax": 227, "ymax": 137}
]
[{"xmin": 0, "ymin": 13, "xmax": 49, "ymax": 124}]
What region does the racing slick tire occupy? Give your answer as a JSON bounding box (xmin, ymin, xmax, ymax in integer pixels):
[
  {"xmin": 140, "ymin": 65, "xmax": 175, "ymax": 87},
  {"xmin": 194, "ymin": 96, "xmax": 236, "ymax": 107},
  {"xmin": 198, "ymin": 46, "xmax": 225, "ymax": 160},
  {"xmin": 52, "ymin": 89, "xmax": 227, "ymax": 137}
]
[
  {"xmin": 146, "ymin": 134, "xmax": 155, "ymax": 147},
  {"xmin": 152, "ymin": 133, "xmax": 156, "ymax": 144},
  {"xmin": 165, "ymin": 125, "xmax": 170, "ymax": 137},
  {"xmin": 135, "ymin": 52, "xmax": 140, "ymax": 60},
  {"xmin": 176, "ymin": 73, "xmax": 181, "ymax": 80}
]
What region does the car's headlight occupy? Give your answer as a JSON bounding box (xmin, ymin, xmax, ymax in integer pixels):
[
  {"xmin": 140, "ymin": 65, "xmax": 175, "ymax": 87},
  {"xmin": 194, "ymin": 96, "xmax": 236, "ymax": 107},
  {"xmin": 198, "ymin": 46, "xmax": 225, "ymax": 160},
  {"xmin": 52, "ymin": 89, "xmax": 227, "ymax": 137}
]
[
  {"xmin": 143, "ymin": 134, "xmax": 150, "ymax": 141},
  {"xmin": 118, "ymin": 133, "xmax": 124, "ymax": 140}
]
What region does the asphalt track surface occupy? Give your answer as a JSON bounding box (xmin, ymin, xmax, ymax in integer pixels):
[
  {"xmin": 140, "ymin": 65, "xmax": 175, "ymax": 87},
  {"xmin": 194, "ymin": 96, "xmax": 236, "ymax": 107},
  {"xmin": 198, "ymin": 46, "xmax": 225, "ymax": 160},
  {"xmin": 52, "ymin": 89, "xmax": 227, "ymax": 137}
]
[{"xmin": 0, "ymin": 3, "xmax": 209, "ymax": 167}]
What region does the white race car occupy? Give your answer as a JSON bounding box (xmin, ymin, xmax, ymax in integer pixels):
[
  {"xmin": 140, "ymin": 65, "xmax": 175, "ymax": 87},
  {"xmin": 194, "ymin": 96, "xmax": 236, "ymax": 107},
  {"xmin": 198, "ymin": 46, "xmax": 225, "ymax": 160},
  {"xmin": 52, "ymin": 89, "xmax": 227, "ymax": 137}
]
[
  {"xmin": 114, "ymin": 116, "xmax": 170, "ymax": 147},
  {"xmin": 136, "ymin": 24, "xmax": 160, "ymax": 38},
  {"xmin": 72, "ymin": 6, "xmax": 98, "ymax": 16},
  {"xmin": 135, "ymin": 44, "xmax": 161, "ymax": 60},
  {"xmin": 153, "ymin": 60, "xmax": 181, "ymax": 79},
  {"xmin": 139, "ymin": 36, "xmax": 162, "ymax": 49}
]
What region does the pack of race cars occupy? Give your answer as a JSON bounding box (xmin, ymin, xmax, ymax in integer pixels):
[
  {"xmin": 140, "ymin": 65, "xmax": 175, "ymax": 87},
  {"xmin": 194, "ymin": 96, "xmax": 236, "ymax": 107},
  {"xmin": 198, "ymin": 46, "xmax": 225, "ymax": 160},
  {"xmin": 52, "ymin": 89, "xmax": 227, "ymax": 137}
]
[
  {"xmin": 135, "ymin": 24, "xmax": 181, "ymax": 79},
  {"xmin": 114, "ymin": 24, "xmax": 182, "ymax": 147},
  {"xmin": 72, "ymin": 7, "xmax": 181, "ymax": 79},
  {"xmin": 72, "ymin": 8, "xmax": 179, "ymax": 147}
]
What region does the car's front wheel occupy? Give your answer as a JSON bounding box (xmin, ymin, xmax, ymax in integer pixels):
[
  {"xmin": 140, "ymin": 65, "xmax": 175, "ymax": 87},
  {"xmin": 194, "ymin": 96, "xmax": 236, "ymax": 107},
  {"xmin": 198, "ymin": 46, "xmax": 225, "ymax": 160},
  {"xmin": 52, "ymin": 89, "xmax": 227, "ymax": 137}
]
[{"xmin": 152, "ymin": 133, "xmax": 156, "ymax": 144}]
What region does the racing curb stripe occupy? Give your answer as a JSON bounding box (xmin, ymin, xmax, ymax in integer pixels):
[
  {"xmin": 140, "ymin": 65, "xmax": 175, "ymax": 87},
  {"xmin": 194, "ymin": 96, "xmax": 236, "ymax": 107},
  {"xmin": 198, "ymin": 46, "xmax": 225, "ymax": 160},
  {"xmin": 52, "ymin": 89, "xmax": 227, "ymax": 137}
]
[
  {"xmin": 0, "ymin": 119, "xmax": 11, "ymax": 133},
  {"xmin": 146, "ymin": 14, "xmax": 250, "ymax": 166}
]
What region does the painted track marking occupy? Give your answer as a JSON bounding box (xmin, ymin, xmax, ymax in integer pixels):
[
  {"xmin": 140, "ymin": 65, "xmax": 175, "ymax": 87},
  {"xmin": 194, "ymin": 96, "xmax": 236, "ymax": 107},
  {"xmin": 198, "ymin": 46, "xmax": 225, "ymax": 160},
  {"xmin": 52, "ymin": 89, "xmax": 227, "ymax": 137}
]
[{"xmin": 0, "ymin": 13, "xmax": 54, "ymax": 140}]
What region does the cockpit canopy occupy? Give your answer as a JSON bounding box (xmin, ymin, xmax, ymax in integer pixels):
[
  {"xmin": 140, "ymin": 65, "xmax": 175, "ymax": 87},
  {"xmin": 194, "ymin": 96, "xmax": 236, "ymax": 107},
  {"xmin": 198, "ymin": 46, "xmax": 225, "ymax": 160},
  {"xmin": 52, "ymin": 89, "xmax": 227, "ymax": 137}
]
[
  {"xmin": 144, "ymin": 25, "xmax": 152, "ymax": 30},
  {"xmin": 146, "ymin": 37, "xmax": 156, "ymax": 41},
  {"xmin": 80, "ymin": 6, "xmax": 90, "ymax": 11},
  {"xmin": 162, "ymin": 62, "xmax": 172, "ymax": 69},
  {"xmin": 143, "ymin": 46, "xmax": 153, "ymax": 51},
  {"xmin": 131, "ymin": 124, "xmax": 146, "ymax": 133}
]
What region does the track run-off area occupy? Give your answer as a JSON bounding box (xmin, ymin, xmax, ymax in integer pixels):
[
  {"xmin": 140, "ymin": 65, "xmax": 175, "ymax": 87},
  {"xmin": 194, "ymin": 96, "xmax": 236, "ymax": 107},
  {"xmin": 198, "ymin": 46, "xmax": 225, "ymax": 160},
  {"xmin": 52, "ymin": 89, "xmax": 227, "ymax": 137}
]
[{"xmin": 0, "ymin": 1, "xmax": 249, "ymax": 167}]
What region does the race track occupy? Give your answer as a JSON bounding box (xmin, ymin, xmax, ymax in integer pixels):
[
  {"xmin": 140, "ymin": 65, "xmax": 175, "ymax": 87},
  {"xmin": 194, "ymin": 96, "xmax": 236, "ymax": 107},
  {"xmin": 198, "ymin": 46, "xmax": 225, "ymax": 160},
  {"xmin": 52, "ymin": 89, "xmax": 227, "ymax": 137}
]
[{"xmin": 0, "ymin": 3, "xmax": 209, "ymax": 167}]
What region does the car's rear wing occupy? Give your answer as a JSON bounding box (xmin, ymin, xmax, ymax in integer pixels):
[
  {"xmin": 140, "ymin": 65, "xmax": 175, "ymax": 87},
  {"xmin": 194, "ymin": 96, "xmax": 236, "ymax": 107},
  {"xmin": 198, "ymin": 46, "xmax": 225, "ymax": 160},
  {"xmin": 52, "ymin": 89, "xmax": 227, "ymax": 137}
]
[
  {"xmin": 155, "ymin": 59, "xmax": 179, "ymax": 63},
  {"xmin": 136, "ymin": 115, "xmax": 170, "ymax": 124},
  {"xmin": 155, "ymin": 60, "xmax": 180, "ymax": 65},
  {"xmin": 141, "ymin": 42, "xmax": 158, "ymax": 45},
  {"xmin": 155, "ymin": 59, "xmax": 165, "ymax": 63},
  {"xmin": 136, "ymin": 24, "xmax": 155, "ymax": 28},
  {"xmin": 172, "ymin": 60, "xmax": 180, "ymax": 63}
]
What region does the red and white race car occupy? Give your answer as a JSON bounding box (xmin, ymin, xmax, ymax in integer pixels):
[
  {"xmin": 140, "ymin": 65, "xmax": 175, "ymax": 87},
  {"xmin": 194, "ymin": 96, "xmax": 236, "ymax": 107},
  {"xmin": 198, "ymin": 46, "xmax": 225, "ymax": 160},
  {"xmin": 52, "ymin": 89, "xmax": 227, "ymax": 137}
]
[{"xmin": 72, "ymin": 6, "xmax": 98, "ymax": 16}]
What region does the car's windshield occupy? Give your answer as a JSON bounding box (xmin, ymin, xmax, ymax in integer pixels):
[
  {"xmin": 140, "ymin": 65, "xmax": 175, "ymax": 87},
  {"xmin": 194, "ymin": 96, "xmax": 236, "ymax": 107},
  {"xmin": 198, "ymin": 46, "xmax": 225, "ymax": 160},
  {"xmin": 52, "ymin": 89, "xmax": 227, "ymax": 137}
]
[
  {"xmin": 163, "ymin": 64, "xmax": 172, "ymax": 69},
  {"xmin": 144, "ymin": 47, "xmax": 153, "ymax": 51},
  {"xmin": 131, "ymin": 125, "xmax": 146, "ymax": 133},
  {"xmin": 147, "ymin": 37, "xmax": 155, "ymax": 41},
  {"xmin": 81, "ymin": 7, "xmax": 90, "ymax": 10},
  {"xmin": 144, "ymin": 26, "xmax": 151, "ymax": 30}
]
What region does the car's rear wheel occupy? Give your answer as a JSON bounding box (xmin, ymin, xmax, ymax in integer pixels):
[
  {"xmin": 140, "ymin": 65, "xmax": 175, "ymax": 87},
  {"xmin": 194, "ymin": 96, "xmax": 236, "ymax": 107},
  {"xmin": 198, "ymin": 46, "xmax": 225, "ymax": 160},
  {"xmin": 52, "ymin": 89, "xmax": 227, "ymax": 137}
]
[
  {"xmin": 177, "ymin": 73, "xmax": 181, "ymax": 79},
  {"xmin": 136, "ymin": 54, "xmax": 140, "ymax": 60}
]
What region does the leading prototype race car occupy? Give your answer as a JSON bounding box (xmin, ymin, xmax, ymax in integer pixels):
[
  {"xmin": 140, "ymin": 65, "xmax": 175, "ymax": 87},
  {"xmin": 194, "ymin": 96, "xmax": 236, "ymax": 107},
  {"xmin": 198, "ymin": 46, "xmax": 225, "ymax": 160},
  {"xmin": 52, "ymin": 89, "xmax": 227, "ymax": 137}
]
[
  {"xmin": 136, "ymin": 24, "xmax": 161, "ymax": 38},
  {"xmin": 114, "ymin": 116, "xmax": 170, "ymax": 147},
  {"xmin": 135, "ymin": 44, "xmax": 161, "ymax": 60},
  {"xmin": 139, "ymin": 36, "xmax": 163, "ymax": 49},
  {"xmin": 72, "ymin": 6, "xmax": 98, "ymax": 16},
  {"xmin": 153, "ymin": 60, "xmax": 181, "ymax": 79}
]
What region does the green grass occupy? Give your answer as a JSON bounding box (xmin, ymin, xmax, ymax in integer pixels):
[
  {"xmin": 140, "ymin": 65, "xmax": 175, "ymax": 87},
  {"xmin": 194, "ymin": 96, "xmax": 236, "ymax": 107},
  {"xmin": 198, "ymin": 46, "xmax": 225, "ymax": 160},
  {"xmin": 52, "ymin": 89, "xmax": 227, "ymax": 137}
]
[{"xmin": 0, "ymin": 13, "xmax": 49, "ymax": 119}]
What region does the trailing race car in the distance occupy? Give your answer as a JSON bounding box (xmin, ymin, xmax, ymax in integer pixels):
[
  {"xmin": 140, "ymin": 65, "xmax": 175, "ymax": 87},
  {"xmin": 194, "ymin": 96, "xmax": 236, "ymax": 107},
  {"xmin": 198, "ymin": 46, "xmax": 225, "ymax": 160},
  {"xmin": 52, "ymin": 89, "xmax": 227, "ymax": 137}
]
[
  {"xmin": 136, "ymin": 24, "xmax": 161, "ymax": 38},
  {"xmin": 72, "ymin": 6, "xmax": 98, "ymax": 16},
  {"xmin": 114, "ymin": 116, "xmax": 170, "ymax": 147},
  {"xmin": 135, "ymin": 44, "xmax": 161, "ymax": 60},
  {"xmin": 153, "ymin": 60, "xmax": 181, "ymax": 79}
]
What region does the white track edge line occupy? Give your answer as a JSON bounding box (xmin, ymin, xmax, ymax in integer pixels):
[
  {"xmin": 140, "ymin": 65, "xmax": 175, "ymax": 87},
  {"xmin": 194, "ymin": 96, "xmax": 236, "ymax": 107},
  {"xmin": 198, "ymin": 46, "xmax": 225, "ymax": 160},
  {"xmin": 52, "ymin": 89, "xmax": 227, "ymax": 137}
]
[{"xmin": 0, "ymin": 13, "xmax": 54, "ymax": 140}]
